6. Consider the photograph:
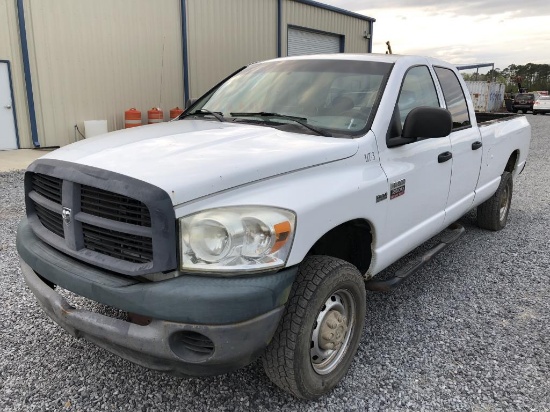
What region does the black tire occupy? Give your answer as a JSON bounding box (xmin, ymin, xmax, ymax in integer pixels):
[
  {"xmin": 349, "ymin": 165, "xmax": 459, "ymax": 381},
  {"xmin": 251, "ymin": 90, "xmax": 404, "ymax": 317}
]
[
  {"xmin": 513, "ymin": 109, "xmax": 518, "ymax": 113},
  {"xmin": 521, "ymin": 109, "xmax": 526, "ymax": 114},
  {"xmin": 533, "ymin": 111, "xmax": 538, "ymax": 115},
  {"xmin": 477, "ymin": 172, "xmax": 513, "ymax": 231},
  {"xmin": 262, "ymin": 256, "xmax": 366, "ymax": 399}
]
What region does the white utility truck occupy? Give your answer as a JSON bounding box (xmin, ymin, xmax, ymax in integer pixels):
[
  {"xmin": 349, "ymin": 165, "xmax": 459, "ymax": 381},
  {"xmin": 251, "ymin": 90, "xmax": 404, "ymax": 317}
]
[{"xmin": 17, "ymin": 54, "xmax": 531, "ymax": 399}]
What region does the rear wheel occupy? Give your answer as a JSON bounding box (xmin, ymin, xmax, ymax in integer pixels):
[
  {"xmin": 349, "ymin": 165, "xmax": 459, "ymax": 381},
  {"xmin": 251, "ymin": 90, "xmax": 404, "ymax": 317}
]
[
  {"xmin": 263, "ymin": 256, "xmax": 366, "ymax": 399},
  {"xmin": 533, "ymin": 111, "xmax": 538, "ymax": 115},
  {"xmin": 477, "ymin": 172, "xmax": 513, "ymax": 231},
  {"xmin": 513, "ymin": 109, "xmax": 518, "ymax": 113},
  {"xmin": 521, "ymin": 109, "xmax": 526, "ymax": 114}
]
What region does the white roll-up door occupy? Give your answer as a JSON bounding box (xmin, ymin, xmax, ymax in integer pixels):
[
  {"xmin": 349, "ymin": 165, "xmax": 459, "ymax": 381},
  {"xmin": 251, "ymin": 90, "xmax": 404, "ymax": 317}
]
[{"xmin": 287, "ymin": 28, "xmax": 341, "ymax": 56}]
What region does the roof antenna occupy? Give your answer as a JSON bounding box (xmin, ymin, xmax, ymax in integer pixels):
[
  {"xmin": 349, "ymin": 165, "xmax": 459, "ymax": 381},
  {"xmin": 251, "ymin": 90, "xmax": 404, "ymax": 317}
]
[{"xmin": 385, "ymin": 41, "xmax": 393, "ymax": 55}]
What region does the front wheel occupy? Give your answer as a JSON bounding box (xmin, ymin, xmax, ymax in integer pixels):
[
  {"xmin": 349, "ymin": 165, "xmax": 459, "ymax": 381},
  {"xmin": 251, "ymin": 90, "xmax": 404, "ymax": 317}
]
[
  {"xmin": 477, "ymin": 171, "xmax": 513, "ymax": 231},
  {"xmin": 262, "ymin": 256, "xmax": 366, "ymax": 399},
  {"xmin": 533, "ymin": 111, "xmax": 538, "ymax": 115}
]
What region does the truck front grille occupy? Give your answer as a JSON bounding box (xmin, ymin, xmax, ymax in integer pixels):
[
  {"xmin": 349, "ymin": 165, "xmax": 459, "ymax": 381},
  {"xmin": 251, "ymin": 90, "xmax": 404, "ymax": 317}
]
[
  {"xmin": 82, "ymin": 223, "xmax": 153, "ymax": 264},
  {"xmin": 34, "ymin": 202, "xmax": 64, "ymax": 238},
  {"xmin": 31, "ymin": 173, "xmax": 62, "ymax": 203},
  {"xmin": 25, "ymin": 163, "xmax": 176, "ymax": 276},
  {"xmin": 81, "ymin": 185, "xmax": 151, "ymax": 227}
]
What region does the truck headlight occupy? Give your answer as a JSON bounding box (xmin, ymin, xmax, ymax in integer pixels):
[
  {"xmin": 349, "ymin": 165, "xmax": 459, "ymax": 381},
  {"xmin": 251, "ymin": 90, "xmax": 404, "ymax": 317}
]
[{"xmin": 179, "ymin": 207, "xmax": 296, "ymax": 274}]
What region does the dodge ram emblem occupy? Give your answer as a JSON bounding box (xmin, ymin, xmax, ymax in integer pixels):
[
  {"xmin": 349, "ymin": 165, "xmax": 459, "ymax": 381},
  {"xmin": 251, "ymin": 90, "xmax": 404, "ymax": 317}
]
[{"xmin": 62, "ymin": 207, "xmax": 72, "ymax": 225}]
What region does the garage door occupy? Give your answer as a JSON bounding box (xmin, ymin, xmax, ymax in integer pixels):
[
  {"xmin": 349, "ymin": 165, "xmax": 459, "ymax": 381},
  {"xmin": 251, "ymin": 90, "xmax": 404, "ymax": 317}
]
[{"xmin": 287, "ymin": 28, "xmax": 341, "ymax": 56}]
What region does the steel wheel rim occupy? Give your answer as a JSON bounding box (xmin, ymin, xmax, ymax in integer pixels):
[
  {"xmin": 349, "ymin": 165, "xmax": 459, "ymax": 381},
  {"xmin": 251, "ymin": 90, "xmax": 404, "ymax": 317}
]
[
  {"xmin": 310, "ymin": 289, "xmax": 356, "ymax": 375},
  {"xmin": 499, "ymin": 184, "xmax": 511, "ymax": 222}
]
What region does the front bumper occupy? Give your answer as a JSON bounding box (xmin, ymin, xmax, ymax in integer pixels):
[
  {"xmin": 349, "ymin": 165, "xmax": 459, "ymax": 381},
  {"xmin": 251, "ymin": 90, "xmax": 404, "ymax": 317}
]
[{"xmin": 17, "ymin": 218, "xmax": 297, "ymax": 375}]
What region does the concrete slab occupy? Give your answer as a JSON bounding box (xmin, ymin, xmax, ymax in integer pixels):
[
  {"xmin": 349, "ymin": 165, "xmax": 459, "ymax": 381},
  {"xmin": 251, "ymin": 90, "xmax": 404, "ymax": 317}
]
[{"xmin": 0, "ymin": 149, "xmax": 54, "ymax": 172}]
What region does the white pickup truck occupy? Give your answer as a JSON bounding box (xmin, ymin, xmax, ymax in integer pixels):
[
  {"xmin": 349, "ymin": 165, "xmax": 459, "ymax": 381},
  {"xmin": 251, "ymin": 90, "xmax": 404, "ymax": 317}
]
[{"xmin": 17, "ymin": 54, "xmax": 530, "ymax": 399}]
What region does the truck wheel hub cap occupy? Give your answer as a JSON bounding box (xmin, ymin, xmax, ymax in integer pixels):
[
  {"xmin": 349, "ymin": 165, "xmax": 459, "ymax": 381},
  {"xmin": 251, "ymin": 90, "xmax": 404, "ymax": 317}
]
[
  {"xmin": 310, "ymin": 289, "xmax": 355, "ymax": 375},
  {"xmin": 319, "ymin": 310, "xmax": 348, "ymax": 350}
]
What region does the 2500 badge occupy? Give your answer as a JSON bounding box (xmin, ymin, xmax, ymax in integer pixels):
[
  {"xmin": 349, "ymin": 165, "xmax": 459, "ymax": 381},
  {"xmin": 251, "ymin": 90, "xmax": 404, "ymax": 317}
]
[{"xmin": 390, "ymin": 179, "xmax": 406, "ymax": 199}]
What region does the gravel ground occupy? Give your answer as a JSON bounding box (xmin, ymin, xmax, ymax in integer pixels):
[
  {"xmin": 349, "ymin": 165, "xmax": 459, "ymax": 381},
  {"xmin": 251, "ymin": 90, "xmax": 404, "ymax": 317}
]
[{"xmin": 1, "ymin": 115, "xmax": 549, "ymax": 411}]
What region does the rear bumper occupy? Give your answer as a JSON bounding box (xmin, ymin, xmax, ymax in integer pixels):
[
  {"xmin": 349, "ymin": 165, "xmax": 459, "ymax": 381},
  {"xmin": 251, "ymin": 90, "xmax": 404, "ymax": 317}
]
[
  {"xmin": 512, "ymin": 104, "xmax": 532, "ymax": 111},
  {"xmin": 17, "ymin": 218, "xmax": 297, "ymax": 375}
]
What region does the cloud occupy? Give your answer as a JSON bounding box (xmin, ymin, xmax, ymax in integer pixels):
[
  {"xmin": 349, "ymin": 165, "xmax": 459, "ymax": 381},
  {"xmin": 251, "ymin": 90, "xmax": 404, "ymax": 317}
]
[
  {"xmin": 317, "ymin": 1, "xmax": 550, "ymax": 68},
  {"xmin": 364, "ymin": 6, "xmax": 550, "ymax": 68},
  {"xmin": 324, "ymin": 0, "xmax": 550, "ymax": 18}
]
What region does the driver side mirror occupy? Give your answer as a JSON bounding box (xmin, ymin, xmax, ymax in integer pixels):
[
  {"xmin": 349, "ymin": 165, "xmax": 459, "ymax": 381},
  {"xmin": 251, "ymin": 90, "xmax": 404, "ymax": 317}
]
[{"xmin": 402, "ymin": 106, "xmax": 452, "ymax": 139}]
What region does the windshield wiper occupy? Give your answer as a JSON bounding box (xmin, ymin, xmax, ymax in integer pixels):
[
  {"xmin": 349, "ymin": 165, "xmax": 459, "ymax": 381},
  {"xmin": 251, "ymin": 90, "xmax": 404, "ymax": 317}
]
[
  {"xmin": 230, "ymin": 112, "xmax": 332, "ymax": 137},
  {"xmin": 180, "ymin": 109, "xmax": 225, "ymax": 122}
]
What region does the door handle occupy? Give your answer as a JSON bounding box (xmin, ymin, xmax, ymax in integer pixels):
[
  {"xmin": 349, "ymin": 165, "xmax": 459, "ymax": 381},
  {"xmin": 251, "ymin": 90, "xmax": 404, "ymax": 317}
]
[
  {"xmin": 438, "ymin": 151, "xmax": 452, "ymax": 163},
  {"xmin": 472, "ymin": 141, "xmax": 482, "ymax": 150},
  {"xmin": 4, "ymin": 105, "xmax": 12, "ymax": 109}
]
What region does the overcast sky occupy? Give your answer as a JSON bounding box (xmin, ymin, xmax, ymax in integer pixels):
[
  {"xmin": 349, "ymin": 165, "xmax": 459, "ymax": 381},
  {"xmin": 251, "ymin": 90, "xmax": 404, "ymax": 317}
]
[{"xmin": 323, "ymin": 0, "xmax": 550, "ymax": 71}]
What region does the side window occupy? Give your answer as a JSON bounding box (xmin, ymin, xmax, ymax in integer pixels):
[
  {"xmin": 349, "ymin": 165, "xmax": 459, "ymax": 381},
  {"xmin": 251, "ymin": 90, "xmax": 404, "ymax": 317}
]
[
  {"xmin": 434, "ymin": 67, "xmax": 471, "ymax": 129},
  {"xmin": 397, "ymin": 66, "xmax": 440, "ymax": 127}
]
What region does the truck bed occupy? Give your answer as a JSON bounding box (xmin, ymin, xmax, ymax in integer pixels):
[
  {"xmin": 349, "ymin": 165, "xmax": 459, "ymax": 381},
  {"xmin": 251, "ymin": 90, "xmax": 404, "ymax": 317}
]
[{"xmin": 475, "ymin": 112, "xmax": 520, "ymax": 126}]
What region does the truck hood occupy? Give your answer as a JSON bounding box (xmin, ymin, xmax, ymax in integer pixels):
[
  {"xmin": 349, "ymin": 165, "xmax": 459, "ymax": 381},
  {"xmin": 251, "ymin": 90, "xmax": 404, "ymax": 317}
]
[{"xmin": 42, "ymin": 120, "xmax": 359, "ymax": 205}]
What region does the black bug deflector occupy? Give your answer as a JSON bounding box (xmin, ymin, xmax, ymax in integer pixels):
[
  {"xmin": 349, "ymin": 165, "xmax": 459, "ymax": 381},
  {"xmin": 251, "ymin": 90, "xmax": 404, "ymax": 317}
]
[{"xmin": 365, "ymin": 222, "xmax": 465, "ymax": 292}]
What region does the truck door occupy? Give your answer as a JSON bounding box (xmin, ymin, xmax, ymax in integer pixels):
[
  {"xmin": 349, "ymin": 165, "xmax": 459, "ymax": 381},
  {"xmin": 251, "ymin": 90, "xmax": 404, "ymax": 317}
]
[
  {"xmin": 376, "ymin": 65, "xmax": 452, "ymax": 269},
  {"xmin": 433, "ymin": 66, "xmax": 483, "ymax": 224}
]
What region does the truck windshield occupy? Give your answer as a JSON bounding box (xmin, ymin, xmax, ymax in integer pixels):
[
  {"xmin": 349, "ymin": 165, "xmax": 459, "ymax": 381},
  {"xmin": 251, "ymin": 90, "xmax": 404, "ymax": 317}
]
[{"xmin": 191, "ymin": 59, "xmax": 393, "ymax": 137}]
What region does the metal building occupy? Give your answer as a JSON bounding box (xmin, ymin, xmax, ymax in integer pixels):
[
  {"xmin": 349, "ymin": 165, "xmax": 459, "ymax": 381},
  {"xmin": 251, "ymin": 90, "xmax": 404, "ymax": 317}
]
[{"xmin": 1, "ymin": 0, "xmax": 374, "ymax": 149}]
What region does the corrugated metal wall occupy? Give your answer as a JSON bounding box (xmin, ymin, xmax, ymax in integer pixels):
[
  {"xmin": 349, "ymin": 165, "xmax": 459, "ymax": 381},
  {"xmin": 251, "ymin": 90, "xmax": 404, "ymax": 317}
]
[
  {"xmin": 282, "ymin": 0, "xmax": 370, "ymax": 56},
  {"xmin": 23, "ymin": 0, "xmax": 184, "ymax": 147},
  {"xmin": 186, "ymin": 0, "xmax": 277, "ymax": 98},
  {"xmin": 0, "ymin": 0, "xmax": 32, "ymax": 148},
  {"xmin": 6, "ymin": 0, "xmax": 373, "ymax": 148}
]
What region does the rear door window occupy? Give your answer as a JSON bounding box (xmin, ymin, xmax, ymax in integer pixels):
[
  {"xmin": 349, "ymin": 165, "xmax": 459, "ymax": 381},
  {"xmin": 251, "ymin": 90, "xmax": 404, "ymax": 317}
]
[{"xmin": 434, "ymin": 67, "xmax": 471, "ymax": 130}]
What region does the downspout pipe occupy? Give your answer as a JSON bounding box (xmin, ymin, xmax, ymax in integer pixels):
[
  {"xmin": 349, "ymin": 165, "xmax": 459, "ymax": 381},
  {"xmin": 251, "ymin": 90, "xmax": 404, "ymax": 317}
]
[
  {"xmin": 277, "ymin": 0, "xmax": 282, "ymax": 57},
  {"xmin": 16, "ymin": 0, "xmax": 40, "ymax": 147},
  {"xmin": 180, "ymin": 0, "xmax": 190, "ymax": 102}
]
